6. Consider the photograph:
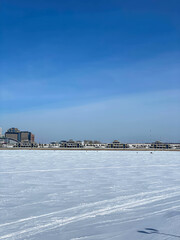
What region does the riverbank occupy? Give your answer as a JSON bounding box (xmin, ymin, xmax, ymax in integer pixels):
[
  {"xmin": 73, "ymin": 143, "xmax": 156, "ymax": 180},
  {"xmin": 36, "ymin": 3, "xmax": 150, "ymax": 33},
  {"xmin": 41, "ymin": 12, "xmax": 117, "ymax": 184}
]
[{"xmin": 0, "ymin": 148, "xmax": 179, "ymax": 151}]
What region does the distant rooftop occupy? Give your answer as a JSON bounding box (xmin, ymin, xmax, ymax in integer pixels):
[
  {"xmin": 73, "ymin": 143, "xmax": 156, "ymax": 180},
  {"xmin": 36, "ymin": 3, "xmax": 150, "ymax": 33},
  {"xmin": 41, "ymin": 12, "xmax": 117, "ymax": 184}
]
[{"xmin": 7, "ymin": 128, "xmax": 20, "ymax": 133}]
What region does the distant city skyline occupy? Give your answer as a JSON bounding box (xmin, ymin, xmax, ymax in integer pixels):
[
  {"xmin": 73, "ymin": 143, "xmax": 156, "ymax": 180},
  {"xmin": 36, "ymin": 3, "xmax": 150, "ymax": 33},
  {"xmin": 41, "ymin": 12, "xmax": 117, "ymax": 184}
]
[{"xmin": 1, "ymin": 0, "xmax": 180, "ymax": 142}]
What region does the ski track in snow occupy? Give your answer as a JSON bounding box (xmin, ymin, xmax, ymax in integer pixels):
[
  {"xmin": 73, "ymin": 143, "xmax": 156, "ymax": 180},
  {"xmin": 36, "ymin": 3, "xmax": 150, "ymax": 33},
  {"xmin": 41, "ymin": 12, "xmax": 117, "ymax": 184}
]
[{"xmin": 0, "ymin": 151, "xmax": 180, "ymax": 240}]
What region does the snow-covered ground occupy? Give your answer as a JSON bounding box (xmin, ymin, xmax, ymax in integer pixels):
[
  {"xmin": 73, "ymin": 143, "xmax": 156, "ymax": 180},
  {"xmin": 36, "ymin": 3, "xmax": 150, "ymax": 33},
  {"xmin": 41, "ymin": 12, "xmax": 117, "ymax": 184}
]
[{"xmin": 0, "ymin": 150, "xmax": 180, "ymax": 240}]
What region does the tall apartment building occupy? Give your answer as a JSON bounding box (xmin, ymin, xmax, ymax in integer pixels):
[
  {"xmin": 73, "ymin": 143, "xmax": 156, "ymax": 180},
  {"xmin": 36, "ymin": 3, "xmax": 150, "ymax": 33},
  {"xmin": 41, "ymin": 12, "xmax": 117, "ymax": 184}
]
[
  {"xmin": 20, "ymin": 131, "xmax": 34, "ymax": 142},
  {"xmin": 5, "ymin": 128, "xmax": 21, "ymax": 142},
  {"xmin": 5, "ymin": 128, "xmax": 35, "ymax": 143}
]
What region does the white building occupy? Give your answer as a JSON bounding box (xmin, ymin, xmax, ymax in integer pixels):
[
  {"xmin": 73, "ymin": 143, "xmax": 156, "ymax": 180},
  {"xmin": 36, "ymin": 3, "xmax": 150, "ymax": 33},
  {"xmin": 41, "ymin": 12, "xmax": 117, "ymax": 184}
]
[{"xmin": 128, "ymin": 143, "xmax": 151, "ymax": 149}]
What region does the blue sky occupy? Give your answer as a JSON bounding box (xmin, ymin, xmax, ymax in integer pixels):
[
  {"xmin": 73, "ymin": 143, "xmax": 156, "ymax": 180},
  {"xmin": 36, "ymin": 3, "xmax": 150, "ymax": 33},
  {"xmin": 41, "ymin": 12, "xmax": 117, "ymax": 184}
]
[{"xmin": 0, "ymin": 0, "xmax": 180, "ymax": 142}]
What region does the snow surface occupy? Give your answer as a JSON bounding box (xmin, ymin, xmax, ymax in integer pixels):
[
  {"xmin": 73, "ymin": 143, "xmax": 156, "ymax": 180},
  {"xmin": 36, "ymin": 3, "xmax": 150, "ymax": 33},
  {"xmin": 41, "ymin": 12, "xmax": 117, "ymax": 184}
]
[{"xmin": 0, "ymin": 150, "xmax": 180, "ymax": 240}]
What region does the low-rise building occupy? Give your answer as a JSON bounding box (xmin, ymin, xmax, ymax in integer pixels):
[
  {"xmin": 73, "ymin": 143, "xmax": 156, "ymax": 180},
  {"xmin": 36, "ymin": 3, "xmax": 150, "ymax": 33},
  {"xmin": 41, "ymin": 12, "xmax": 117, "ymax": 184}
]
[
  {"xmin": 107, "ymin": 140, "xmax": 129, "ymax": 149},
  {"xmin": 14, "ymin": 140, "xmax": 38, "ymax": 148},
  {"xmin": 150, "ymin": 141, "xmax": 172, "ymax": 149},
  {"xmin": 169, "ymin": 143, "xmax": 180, "ymax": 149},
  {"xmin": 60, "ymin": 139, "xmax": 83, "ymax": 148},
  {"xmin": 128, "ymin": 143, "xmax": 151, "ymax": 149}
]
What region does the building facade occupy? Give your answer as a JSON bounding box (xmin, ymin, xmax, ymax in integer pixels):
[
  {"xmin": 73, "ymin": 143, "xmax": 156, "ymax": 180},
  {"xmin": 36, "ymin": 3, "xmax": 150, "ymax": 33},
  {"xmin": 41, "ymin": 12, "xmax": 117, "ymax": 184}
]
[
  {"xmin": 60, "ymin": 139, "xmax": 83, "ymax": 148},
  {"xmin": 5, "ymin": 128, "xmax": 21, "ymax": 142},
  {"xmin": 107, "ymin": 140, "xmax": 129, "ymax": 149},
  {"xmin": 20, "ymin": 131, "xmax": 34, "ymax": 142},
  {"xmin": 5, "ymin": 128, "xmax": 35, "ymax": 143},
  {"xmin": 150, "ymin": 141, "xmax": 172, "ymax": 149}
]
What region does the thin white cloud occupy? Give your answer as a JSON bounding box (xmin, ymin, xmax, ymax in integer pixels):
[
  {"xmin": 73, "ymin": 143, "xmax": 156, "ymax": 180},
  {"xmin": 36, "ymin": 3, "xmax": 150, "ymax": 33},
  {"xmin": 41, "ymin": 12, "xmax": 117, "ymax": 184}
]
[{"xmin": 1, "ymin": 89, "xmax": 180, "ymax": 143}]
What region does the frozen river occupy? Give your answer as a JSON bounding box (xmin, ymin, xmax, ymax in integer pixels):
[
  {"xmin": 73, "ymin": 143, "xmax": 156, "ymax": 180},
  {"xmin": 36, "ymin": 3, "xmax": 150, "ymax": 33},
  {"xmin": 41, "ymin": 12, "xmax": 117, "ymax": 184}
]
[{"xmin": 0, "ymin": 150, "xmax": 180, "ymax": 240}]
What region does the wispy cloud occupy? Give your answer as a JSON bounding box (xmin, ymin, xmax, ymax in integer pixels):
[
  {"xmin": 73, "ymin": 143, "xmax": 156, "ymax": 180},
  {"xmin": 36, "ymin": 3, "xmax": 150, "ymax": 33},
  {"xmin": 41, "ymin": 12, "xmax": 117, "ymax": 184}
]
[
  {"xmin": 1, "ymin": 51, "xmax": 180, "ymax": 113},
  {"xmin": 1, "ymin": 89, "xmax": 180, "ymax": 143}
]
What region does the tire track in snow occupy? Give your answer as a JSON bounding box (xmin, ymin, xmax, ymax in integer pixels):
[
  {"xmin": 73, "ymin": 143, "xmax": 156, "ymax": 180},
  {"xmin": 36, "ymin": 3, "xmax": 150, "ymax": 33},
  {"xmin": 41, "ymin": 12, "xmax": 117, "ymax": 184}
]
[
  {"xmin": 1, "ymin": 204, "xmax": 180, "ymax": 240},
  {"xmin": 0, "ymin": 186, "xmax": 179, "ymax": 228},
  {"xmin": 0, "ymin": 189, "xmax": 180, "ymax": 240}
]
